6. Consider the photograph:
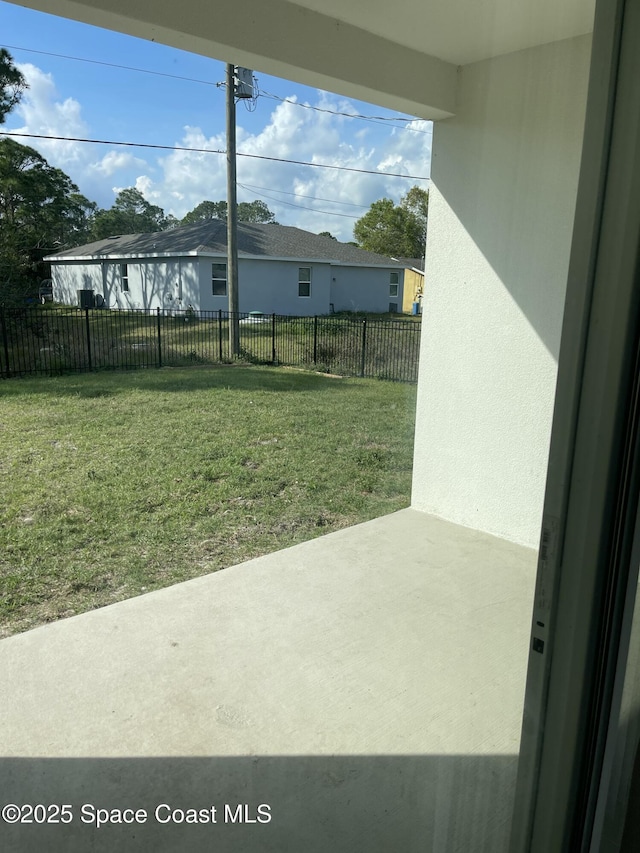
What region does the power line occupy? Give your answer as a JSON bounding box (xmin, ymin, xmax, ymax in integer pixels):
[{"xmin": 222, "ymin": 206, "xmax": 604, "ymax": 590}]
[
  {"xmin": 237, "ymin": 182, "xmax": 360, "ymax": 219},
  {"xmin": 240, "ymin": 182, "xmax": 370, "ymax": 208},
  {"xmin": 1, "ymin": 43, "xmax": 217, "ymax": 86},
  {"xmin": 0, "ymin": 131, "xmax": 429, "ymax": 180},
  {"xmin": 2, "ymin": 43, "xmax": 432, "ymax": 131},
  {"xmin": 238, "ymin": 150, "xmax": 427, "ymax": 180},
  {"xmin": 258, "ymin": 89, "xmax": 432, "ymax": 133}
]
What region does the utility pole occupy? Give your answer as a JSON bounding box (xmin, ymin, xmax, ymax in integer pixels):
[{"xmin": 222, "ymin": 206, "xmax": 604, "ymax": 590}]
[{"xmin": 226, "ymin": 63, "xmax": 240, "ymax": 356}]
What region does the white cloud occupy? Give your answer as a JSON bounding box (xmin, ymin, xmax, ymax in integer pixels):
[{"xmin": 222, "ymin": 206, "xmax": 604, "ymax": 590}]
[
  {"xmin": 151, "ymin": 125, "xmax": 228, "ymax": 213},
  {"xmin": 140, "ymin": 95, "xmax": 431, "ymax": 241},
  {"xmin": 6, "ymin": 67, "xmax": 431, "ymax": 241},
  {"xmin": 93, "ymin": 150, "xmax": 147, "ymax": 177},
  {"xmin": 12, "ymin": 63, "xmax": 88, "ymax": 166},
  {"xmin": 7, "ymin": 64, "xmax": 155, "ymax": 207}
]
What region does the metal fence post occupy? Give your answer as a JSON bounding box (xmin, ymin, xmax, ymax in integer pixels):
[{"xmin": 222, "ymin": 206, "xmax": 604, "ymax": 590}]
[
  {"xmin": 156, "ymin": 307, "xmax": 162, "ymax": 367},
  {"xmin": 0, "ymin": 305, "xmax": 10, "ymax": 378},
  {"xmin": 2, "ymin": 307, "xmax": 420, "ymax": 383},
  {"xmin": 84, "ymin": 307, "xmax": 92, "ymax": 371},
  {"xmin": 272, "ymin": 313, "xmax": 276, "ymax": 364},
  {"xmin": 313, "ymin": 315, "xmax": 318, "ymax": 364}
]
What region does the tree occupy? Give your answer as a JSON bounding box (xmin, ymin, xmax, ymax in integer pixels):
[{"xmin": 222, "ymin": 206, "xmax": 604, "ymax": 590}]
[
  {"xmin": 91, "ymin": 187, "xmax": 170, "ymax": 240},
  {"xmin": 318, "ymin": 231, "xmax": 337, "ymax": 240},
  {"xmin": 401, "ymin": 185, "xmax": 429, "ymax": 251},
  {"xmin": 353, "ymin": 186, "xmax": 428, "ymax": 258},
  {"xmin": 61, "ymin": 192, "xmax": 98, "ymax": 246},
  {"xmin": 181, "ymin": 200, "xmax": 228, "ymax": 225},
  {"xmin": 0, "ymin": 49, "xmax": 27, "ymax": 125},
  {"xmin": 237, "ymin": 200, "xmax": 277, "ymax": 223},
  {"xmin": 0, "ymin": 138, "xmax": 94, "ymax": 302},
  {"xmin": 181, "ymin": 198, "xmax": 277, "ymax": 225}
]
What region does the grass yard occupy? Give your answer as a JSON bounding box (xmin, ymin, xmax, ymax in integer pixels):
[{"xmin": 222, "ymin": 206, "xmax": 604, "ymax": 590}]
[{"xmin": 0, "ymin": 364, "xmax": 417, "ymax": 637}]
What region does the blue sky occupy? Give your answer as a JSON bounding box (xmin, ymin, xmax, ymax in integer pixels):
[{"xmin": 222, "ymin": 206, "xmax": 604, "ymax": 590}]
[{"xmin": 0, "ymin": 0, "xmax": 432, "ymax": 241}]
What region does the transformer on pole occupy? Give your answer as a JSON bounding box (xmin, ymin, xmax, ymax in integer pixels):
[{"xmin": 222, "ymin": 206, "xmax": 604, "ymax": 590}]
[{"xmin": 235, "ymin": 67, "xmax": 254, "ymax": 99}]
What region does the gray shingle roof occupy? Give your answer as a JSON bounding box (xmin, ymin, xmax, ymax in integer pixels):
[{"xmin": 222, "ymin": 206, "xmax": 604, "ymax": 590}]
[
  {"xmin": 394, "ymin": 257, "xmax": 425, "ymax": 271},
  {"xmin": 47, "ymin": 220, "xmax": 404, "ymax": 267}
]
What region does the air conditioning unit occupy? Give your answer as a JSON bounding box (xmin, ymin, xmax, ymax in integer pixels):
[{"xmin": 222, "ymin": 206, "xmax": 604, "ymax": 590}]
[{"xmin": 77, "ymin": 289, "xmax": 95, "ymax": 309}]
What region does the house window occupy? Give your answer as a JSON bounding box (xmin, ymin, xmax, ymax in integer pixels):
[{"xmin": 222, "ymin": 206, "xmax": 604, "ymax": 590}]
[
  {"xmin": 388, "ymin": 303, "xmax": 398, "ymax": 313},
  {"xmin": 298, "ymin": 267, "xmax": 311, "ymax": 297},
  {"xmin": 120, "ymin": 263, "xmax": 129, "ymax": 292},
  {"xmin": 389, "ymin": 272, "xmax": 399, "ymax": 297},
  {"xmin": 212, "ymin": 263, "xmax": 227, "ymax": 296}
]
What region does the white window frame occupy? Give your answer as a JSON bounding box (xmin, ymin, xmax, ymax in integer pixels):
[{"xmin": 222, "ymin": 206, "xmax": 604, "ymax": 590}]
[
  {"xmin": 212, "ymin": 262, "xmax": 227, "ymax": 297},
  {"xmin": 298, "ymin": 267, "xmax": 311, "ymax": 297},
  {"xmin": 390, "ymin": 271, "xmax": 399, "ymax": 297},
  {"xmin": 120, "ymin": 263, "xmax": 129, "ymax": 292}
]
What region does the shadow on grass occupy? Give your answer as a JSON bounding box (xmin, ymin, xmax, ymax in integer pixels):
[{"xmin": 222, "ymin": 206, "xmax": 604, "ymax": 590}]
[{"xmin": 0, "ymin": 365, "xmax": 360, "ymax": 398}]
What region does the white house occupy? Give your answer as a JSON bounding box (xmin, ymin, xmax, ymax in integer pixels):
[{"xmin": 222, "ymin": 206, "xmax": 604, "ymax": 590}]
[
  {"xmin": 46, "ymin": 220, "xmax": 406, "ymax": 315},
  {"xmin": 5, "ymin": 0, "xmax": 640, "ymax": 849}
]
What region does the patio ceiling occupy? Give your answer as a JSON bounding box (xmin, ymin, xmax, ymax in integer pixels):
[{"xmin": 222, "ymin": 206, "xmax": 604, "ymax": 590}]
[
  {"xmin": 7, "ymin": 0, "xmax": 595, "ymax": 118},
  {"xmin": 280, "ymin": 0, "xmax": 595, "ymax": 65}
]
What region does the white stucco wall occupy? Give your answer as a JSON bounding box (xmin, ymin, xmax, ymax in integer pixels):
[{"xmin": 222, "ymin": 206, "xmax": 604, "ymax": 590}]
[
  {"xmin": 52, "ymin": 258, "xmax": 199, "ymax": 310},
  {"xmin": 51, "ymin": 263, "xmax": 102, "ymax": 304},
  {"xmin": 103, "ymin": 259, "xmax": 199, "ymax": 310},
  {"xmin": 198, "ymin": 258, "xmax": 332, "ymax": 315},
  {"xmin": 411, "ymin": 35, "xmax": 592, "ymax": 547},
  {"xmin": 52, "ymin": 256, "xmax": 401, "ymax": 316},
  {"xmin": 330, "ymin": 266, "xmax": 404, "ymax": 313}
]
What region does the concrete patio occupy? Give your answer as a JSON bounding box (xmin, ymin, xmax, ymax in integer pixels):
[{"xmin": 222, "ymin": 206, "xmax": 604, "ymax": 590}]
[{"xmin": 0, "ymin": 508, "xmax": 537, "ymax": 852}]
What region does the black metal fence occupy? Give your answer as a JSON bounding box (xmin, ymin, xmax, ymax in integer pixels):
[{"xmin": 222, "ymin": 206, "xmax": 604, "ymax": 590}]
[{"xmin": 0, "ymin": 306, "xmax": 421, "ymax": 383}]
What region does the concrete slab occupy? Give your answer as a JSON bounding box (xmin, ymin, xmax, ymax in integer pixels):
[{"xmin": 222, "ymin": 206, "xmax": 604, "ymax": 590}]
[{"xmin": 0, "ymin": 509, "xmax": 537, "ymax": 852}]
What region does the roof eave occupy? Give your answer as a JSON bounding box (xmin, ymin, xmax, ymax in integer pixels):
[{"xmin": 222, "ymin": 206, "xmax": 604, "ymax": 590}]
[{"xmin": 47, "ymin": 250, "xmax": 202, "ymax": 262}]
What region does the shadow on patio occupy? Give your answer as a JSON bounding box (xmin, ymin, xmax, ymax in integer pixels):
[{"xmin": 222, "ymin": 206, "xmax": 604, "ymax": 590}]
[{"xmin": 0, "ymin": 509, "xmax": 537, "ymax": 852}]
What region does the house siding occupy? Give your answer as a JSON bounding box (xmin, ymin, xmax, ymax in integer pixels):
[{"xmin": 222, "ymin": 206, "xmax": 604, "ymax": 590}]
[
  {"xmin": 51, "ymin": 254, "xmax": 402, "ymax": 316},
  {"xmin": 51, "ymin": 258, "xmax": 199, "ymax": 311},
  {"xmin": 330, "ymin": 266, "xmax": 405, "ymax": 314},
  {"xmin": 52, "ymin": 262, "xmax": 103, "ymax": 305},
  {"xmin": 103, "ymin": 259, "xmax": 199, "ymax": 311},
  {"xmin": 402, "ymin": 269, "xmax": 424, "ymax": 313},
  {"xmin": 198, "ymin": 257, "xmax": 332, "ymax": 315}
]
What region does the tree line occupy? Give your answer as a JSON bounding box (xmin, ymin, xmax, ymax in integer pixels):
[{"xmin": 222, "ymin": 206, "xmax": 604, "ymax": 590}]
[{"xmin": 1, "ymin": 49, "xmax": 427, "ymax": 305}]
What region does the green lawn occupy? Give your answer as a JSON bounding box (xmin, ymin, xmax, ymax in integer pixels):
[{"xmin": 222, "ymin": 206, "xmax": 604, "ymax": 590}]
[{"xmin": 0, "ymin": 364, "xmax": 416, "ymax": 637}]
